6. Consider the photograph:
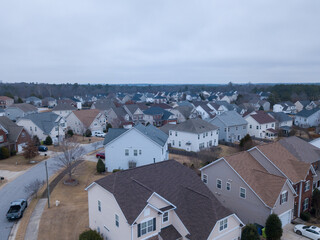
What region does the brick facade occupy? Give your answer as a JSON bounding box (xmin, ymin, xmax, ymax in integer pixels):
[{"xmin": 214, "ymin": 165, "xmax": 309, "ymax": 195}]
[
  {"xmin": 0, "ymin": 129, "xmax": 8, "ymax": 144},
  {"xmin": 15, "ymin": 128, "xmax": 31, "ymax": 151}
]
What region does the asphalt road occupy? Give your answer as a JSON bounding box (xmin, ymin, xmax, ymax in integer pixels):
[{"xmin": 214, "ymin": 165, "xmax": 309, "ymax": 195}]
[{"xmin": 0, "ymin": 141, "xmax": 103, "ymax": 240}]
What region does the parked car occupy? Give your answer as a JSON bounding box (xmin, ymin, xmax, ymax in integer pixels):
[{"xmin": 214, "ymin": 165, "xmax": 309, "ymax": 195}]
[
  {"xmin": 38, "ymin": 145, "xmax": 48, "ymax": 152},
  {"xmin": 294, "ymin": 224, "xmax": 320, "ymax": 239},
  {"xmin": 6, "ymin": 199, "xmax": 28, "ymax": 220},
  {"xmin": 93, "ymin": 131, "xmax": 106, "ymax": 137},
  {"xmin": 96, "ymin": 152, "xmax": 105, "ymax": 159}
]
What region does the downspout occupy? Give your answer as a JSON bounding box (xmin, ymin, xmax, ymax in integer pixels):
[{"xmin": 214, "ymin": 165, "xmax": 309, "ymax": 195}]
[
  {"xmin": 131, "ymin": 224, "xmax": 133, "ymax": 240},
  {"xmin": 298, "ymin": 181, "xmax": 302, "ymax": 217}
]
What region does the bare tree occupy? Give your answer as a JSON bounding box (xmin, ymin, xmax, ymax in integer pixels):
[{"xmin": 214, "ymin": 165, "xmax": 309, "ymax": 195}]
[
  {"xmin": 23, "ymin": 139, "xmax": 39, "ymax": 163},
  {"xmin": 55, "ymin": 138, "xmax": 85, "ymax": 182},
  {"xmin": 24, "ymin": 179, "xmax": 45, "ymax": 198}
]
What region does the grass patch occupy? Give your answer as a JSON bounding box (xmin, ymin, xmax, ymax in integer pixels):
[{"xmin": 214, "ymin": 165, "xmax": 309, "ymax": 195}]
[{"xmin": 0, "ymin": 154, "xmax": 49, "ymax": 171}]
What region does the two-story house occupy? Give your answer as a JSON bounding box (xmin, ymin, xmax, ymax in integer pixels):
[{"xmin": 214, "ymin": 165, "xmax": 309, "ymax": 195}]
[
  {"xmin": 268, "ymin": 112, "xmax": 293, "ymax": 131},
  {"xmin": 207, "ymin": 111, "xmax": 248, "ymax": 142},
  {"xmin": 66, "ymin": 109, "xmax": 106, "ymax": 135},
  {"xmin": 201, "ymin": 141, "xmax": 315, "ymax": 226},
  {"xmin": 0, "ymin": 96, "xmax": 14, "ymax": 108},
  {"xmin": 103, "ymin": 124, "xmax": 168, "ymax": 171},
  {"xmin": 86, "ymin": 160, "xmax": 244, "ymax": 240},
  {"xmin": 160, "ymin": 118, "xmax": 219, "ymax": 152},
  {"xmin": 25, "ymin": 96, "xmax": 42, "ymax": 107},
  {"xmin": 294, "ymin": 108, "xmax": 320, "ymax": 128},
  {"xmin": 123, "ymin": 104, "xmax": 148, "ymax": 125},
  {"xmin": 244, "ymin": 111, "xmax": 277, "ymax": 139},
  {"xmin": 5, "ymin": 103, "xmax": 38, "ymax": 121},
  {"xmin": 16, "ymin": 112, "xmax": 66, "ymax": 142},
  {"xmin": 52, "ymin": 103, "xmax": 77, "ymax": 118},
  {"xmin": 143, "ymin": 107, "xmax": 177, "ymax": 127}
]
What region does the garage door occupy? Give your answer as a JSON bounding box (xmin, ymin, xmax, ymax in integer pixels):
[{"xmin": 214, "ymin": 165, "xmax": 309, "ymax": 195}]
[
  {"xmin": 279, "ymin": 210, "xmax": 292, "ymax": 227},
  {"xmin": 18, "ymin": 143, "xmax": 26, "ymax": 152}
]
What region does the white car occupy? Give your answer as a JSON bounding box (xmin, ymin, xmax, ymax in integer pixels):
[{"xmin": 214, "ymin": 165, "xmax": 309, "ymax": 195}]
[
  {"xmin": 93, "ymin": 131, "xmax": 105, "ymax": 137},
  {"xmin": 294, "ymin": 224, "xmax": 320, "ymax": 240}
]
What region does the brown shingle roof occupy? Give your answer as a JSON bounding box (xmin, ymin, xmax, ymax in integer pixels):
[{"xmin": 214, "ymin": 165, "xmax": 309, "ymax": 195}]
[
  {"xmin": 159, "ymin": 225, "xmax": 182, "ymax": 240},
  {"xmin": 250, "ymin": 111, "xmax": 275, "ymax": 124},
  {"xmin": 224, "ymin": 151, "xmax": 287, "ymax": 207},
  {"xmin": 73, "ymin": 109, "xmax": 101, "ymax": 128},
  {"xmin": 256, "ymin": 142, "xmax": 311, "ymax": 183},
  {"xmin": 95, "ymin": 160, "xmax": 231, "ymax": 240}
]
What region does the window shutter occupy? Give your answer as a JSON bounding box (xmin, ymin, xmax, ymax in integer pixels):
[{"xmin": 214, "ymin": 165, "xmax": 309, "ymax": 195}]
[
  {"xmin": 286, "ymin": 191, "xmax": 288, "ymax": 202},
  {"xmin": 280, "ymin": 195, "xmax": 282, "ymax": 205},
  {"xmin": 153, "ymin": 218, "xmax": 156, "ymax": 231},
  {"xmin": 137, "ymin": 224, "xmax": 141, "ymax": 238}
]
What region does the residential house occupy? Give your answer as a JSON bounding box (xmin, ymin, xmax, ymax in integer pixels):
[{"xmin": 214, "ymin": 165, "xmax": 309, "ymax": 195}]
[
  {"xmin": 207, "ymin": 111, "xmax": 248, "ymax": 142},
  {"xmin": 91, "ymin": 99, "xmax": 116, "ymax": 115},
  {"xmin": 154, "ymin": 95, "xmax": 167, "ymax": 104},
  {"xmin": 201, "ymin": 141, "xmax": 315, "ymax": 225},
  {"xmin": 143, "ymin": 107, "xmax": 177, "ymax": 127},
  {"xmin": 200, "ymin": 150, "xmax": 296, "ymax": 227},
  {"xmin": 105, "ymin": 106, "xmax": 132, "ymax": 129},
  {"xmin": 25, "ymin": 96, "xmax": 42, "ymax": 107},
  {"xmin": 194, "ymin": 102, "xmax": 215, "ymax": 119},
  {"xmin": 295, "ymin": 100, "xmax": 310, "ymax": 112},
  {"xmin": 52, "ymin": 103, "xmax": 77, "ymax": 118},
  {"xmin": 41, "ymin": 97, "xmax": 57, "ymax": 108},
  {"xmin": 5, "ymin": 103, "xmax": 38, "ymax": 121},
  {"xmin": 244, "ymin": 111, "xmax": 277, "ymax": 139},
  {"xmin": 0, "ymin": 96, "xmax": 14, "ymax": 108},
  {"xmin": 66, "ymin": 109, "xmax": 106, "ymax": 135},
  {"xmin": 279, "ymin": 136, "xmax": 320, "ymax": 191},
  {"xmin": 294, "ymin": 108, "xmax": 320, "ymax": 128},
  {"xmin": 306, "ymin": 101, "xmax": 320, "ymax": 110},
  {"xmin": 116, "ymin": 93, "xmax": 132, "ymax": 104},
  {"xmin": 103, "ymin": 124, "xmax": 168, "ymax": 171},
  {"xmin": 273, "ymin": 101, "xmax": 296, "ymax": 114},
  {"xmin": 168, "ymin": 105, "xmax": 197, "ymax": 123},
  {"xmin": 0, "ymin": 116, "xmax": 31, "ymax": 152},
  {"xmin": 123, "ymin": 104, "xmax": 148, "ymax": 125},
  {"xmin": 145, "ymin": 93, "xmax": 155, "ymax": 103},
  {"xmin": 131, "ymin": 93, "xmax": 146, "ymax": 103},
  {"xmin": 16, "ymin": 112, "xmax": 66, "ymax": 142},
  {"xmin": 71, "ymin": 98, "xmax": 82, "ymax": 109},
  {"xmin": 86, "ymin": 160, "xmax": 243, "ymax": 240},
  {"xmin": 160, "ymin": 118, "xmax": 219, "ymax": 152},
  {"xmin": 268, "ymin": 112, "xmax": 293, "ymax": 132}
]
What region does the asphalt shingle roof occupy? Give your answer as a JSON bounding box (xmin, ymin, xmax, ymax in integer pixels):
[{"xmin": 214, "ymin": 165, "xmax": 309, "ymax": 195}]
[
  {"xmin": 94, "ymin": 160, "xmax": 231, "ymax": 240},
  {"xmin": 22, "ymin": 112, "xmax": 60, "ymax": 134},
  {"xmin": 209, "ymin": 111, "xmax": 247, "ymax": 127},
  {"xmin": 296, "ymin": 108, "xmax": 320, "ymax": 118},
  {"xmin": 268, "ymin": 112, "xmax": 292, "ymax": 122},
  {"xmin": 0, "ymin": 116, "xmax": 24, "ymax": 142}
]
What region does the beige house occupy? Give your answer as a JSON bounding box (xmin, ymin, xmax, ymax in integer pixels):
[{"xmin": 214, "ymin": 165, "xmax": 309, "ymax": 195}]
[
  {"xmin": 66, "ymin": 109, "xmax": 106, "ymax": 135},
  {"xmin": 86, "ymin": 160, "xmax": 243, "ymax": 240}
]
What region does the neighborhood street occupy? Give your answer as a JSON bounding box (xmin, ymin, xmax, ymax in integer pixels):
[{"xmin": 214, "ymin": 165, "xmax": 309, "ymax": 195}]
[{"xmin": 0, "ymin": 141, "xmax": 103, "ymax": 240}]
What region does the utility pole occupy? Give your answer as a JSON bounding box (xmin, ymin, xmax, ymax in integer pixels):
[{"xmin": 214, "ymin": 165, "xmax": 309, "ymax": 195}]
[{"xmin": 45, "ymin": 161, "xmax": 50, "ymax": 208}]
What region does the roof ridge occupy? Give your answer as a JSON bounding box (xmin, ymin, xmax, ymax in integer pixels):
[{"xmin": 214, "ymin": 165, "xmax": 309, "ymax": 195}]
[
  {"xmin": 131, "ymin": 178, "xmax": 153, "ymax": 192},
  {"xmin": 252, "ymin": 168, "xmax": 287, "ymax": 180},
  {"xmin": 185, "ymin": 186, "xmax": 210, "ymax": 199}
]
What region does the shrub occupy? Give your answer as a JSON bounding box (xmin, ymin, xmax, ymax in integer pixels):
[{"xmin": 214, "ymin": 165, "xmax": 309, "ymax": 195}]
[
  {"xmin": 33, "ymin": 135, "xmax": 40, "ymax": 146},
  {"xmin": 96, "ymin": 159, "xmax": 105, "ymax": 173},
  {"xmin": 239, "ymin": 134, "xmax": 254, "ymax": 150},
  {"xmin": 241, "ymin": 224, "xmax": 260, "ymax": 240},
  {"xmin": 106, "ymin": 123, "xmax": 112, "ymax": 132},
  {"xmin": 44, "ymin": 136, "xmax": 53, "ymax": 145},
  {"xmin": 85, "ymin": 129, "xmax": 92, "ymax": 137},
  {"xmin": 113, "ymin": 169, "xmax": 121, "ymax": 173},
  {"xmin": 300, "ymin": 211, "xmax": 311, "ymax": 221},
  {"xmin": 67, "ymin": 129, "xmax": 74, "ymax": 137},
  {"xmin": 265, "ymin": 214, "xmax": 282, "ymax": 240},
  {"xmin": 79, "ymin": 229, "xmax": 103, "ymax": 240},
  {"xmin": 0, "ymin": 147, "xmax": 10, "ymax": 159},
  {"xmin": 10, "ymin": 149, "xmax": 17, "ymax": 156}
]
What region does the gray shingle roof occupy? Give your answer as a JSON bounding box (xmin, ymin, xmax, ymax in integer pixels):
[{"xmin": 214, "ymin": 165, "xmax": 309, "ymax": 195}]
[
  {"xmin": 268, "ymin": 112, "xmax": 292, "ymax": 122},
  {"xmin": 160, "ymin": 118, "xmax": 218, "ymax": 135},
  {"xmin": 52, "ymin": 103, "xmax": 77, "ymax": 111},
  {"xmin": 94, "ymin": 160, "xmax": 231, "ymax": 240},
  {"xmin": 22, "ymin": 112, "xmax": 60, "ymax": 134},
  {"xmin": 296, "ymin": 108, "xmax": 320, "ymax": 118},
  {"xmin": 0, "ymin": 116, "xmax": 24, "ymax": 142},
  {"xmin": 9, "ymin": 103, "xmax": 38, "ymax": 113},
  {"xmin": 209, "ymin": 111, "xmax": 247, "ymax": 127},
  {"xmin": 103, "ymin": 124, "xmax": 168, "ymax": 147}
]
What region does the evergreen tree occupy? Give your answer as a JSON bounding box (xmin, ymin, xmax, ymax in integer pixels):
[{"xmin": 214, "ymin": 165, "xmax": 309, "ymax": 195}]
[
  {"xmin": 96, "ymin": 158, "xmax": 105, "ymax": 173},
  {"xmin": 265, "ymin": 214, "xmax": 282, "ymax": 240},
  {"xmin": 241, "ymin": 224, "xmax": 260, "ymax": 240},
  {"xmin": 44, "ymin": 136, "xmax": 53, "ymax": 145}
]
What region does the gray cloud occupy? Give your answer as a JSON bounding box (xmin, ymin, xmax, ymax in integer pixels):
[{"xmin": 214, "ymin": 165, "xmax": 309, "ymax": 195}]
[{"xmin": 0, "ymin": 0, "xmax": 319, "ymax": 84}]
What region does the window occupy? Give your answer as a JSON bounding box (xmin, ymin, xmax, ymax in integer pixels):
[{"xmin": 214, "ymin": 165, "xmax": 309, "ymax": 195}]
[
  {"xmin": 280, "ymin": 191, "xmax": 288, "ymax": 204},
  {"xmin": 219, "ymin": 218, "xmax": 228, "ymax": 231},
  {"xmin": 139, "ymin": 150, "xmax": 142, "ymax": 155},
  {"xmin": 266, "ymin": 124, "xmax": 268, "ymax": 128},
  {"xmin": 134, "ymin": 149, "xmax": 138, "ymax": 156},
  {"xmin": 236, "ymin": 127, "xmax": 238, "ymax": 131},
  {"xmin": 162, "ymin": 212, "xmax": 169, "ymax": 223},
  {"xmin": 35, "ymin": 127, "xmax": 37, "ymax": 131},
  {"xmin": 211, "ymin": 131, "xmax": 213, "ymax": 136},
  {"xmin": 224, "ymin": 128, "xmax": 227, "ymax": 132},
  {"xmin": 206, "ymin": 132, "xmax": 208, "ymax": 136},
  {"xmin": 209, "ymin": 140, "xmax": 212, "ymax": 146},
  {"xmin": 240, "ymin": 187, "xmax": 246, "ymax": 198},
  {"xmin": 0, "ymin": 135, "xmax": 3, "ymax": 142},
  {"xmin": 305, "ymin": 181, "xmax": 310, "ymax": 192},
  {"xmin": 198, "ymin": 134, "xmax": 200, "ymax": 139},
  {"xmin": 303, "ymin": 198, "xmax": 309, "ymax": 211},
  {"xmin": 138, "ymin": 218, "xmax": 155, "ymax": 237},
  {"xmin": 203, "ymin": 133, "xmax": 205, "ymax": 138},
  {"xmin": 199, "ymin": 143, "xmax": 204, "ymax": 149},
  {"xmin": 243, "ymin": 125, "xmax": 246, "ymax": 129},
  {"xmin": 125, "ymin": 149, "xmax": 129, "ymax": 156},
  {"xmin": 55, "ymin": 127, "xmax": 58, "ymax": 131},
  {"xmin": 216, "ymin": 179, "xmax": 222, "ymax": 189},
  {"xmin": 172, "ymin": 140, "xmax": 175, "ymax": 146},
  {"xmin": 175, "ymin": 131, "xmax": 177, "ymax": 136},
  {"xmin": 272, "ymin": 123, "xmax": 274, "ymax": 127},
  {"xmin": 256, "ymin": 126, "xmax": 259, "ymax": 130},
  {"xmin": 169, "ymin": 131, "xmax": 172, "ymax": 136},
  {"xmin": 179, "ymin": 141, "xmax": 181, "ymax": 147},
  {"xmin": 115, "ymin": 214, "xmax": 119, "ymax": 227},
  {"xmin": 30, "ymin": 126, "xmax": 32, "ymax": 131},
  {"xmin": 202, "ymin": 174, "xmax": 208, "ymax": 184},
  {"xmin": 226, "ymin": 182, "xmax": 231, "ymax": 191},
  {"xmin": 249, "ymin": 125, "xmax": 252, "ymax": 129},
  {"xmin": 98, "ymin": 200, "xmax": 101, "ymax": 212}
]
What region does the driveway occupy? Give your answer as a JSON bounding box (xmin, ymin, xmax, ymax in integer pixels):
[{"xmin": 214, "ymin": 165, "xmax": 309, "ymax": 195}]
[
  {"xmin": 282, "ymin": 224, "xmax": 309, "ymax": 240},
  {"xmin": 0, "ymin": 141, "xmax": 103, "ymax": 240}
]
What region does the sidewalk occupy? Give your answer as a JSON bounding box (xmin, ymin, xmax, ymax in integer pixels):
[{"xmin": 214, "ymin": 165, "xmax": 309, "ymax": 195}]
[{"xmin": 24, "ymin": 199, "xmax": 47, "ymax": 240}]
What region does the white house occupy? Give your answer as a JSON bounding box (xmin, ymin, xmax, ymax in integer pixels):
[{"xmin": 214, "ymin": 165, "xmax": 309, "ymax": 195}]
[
  {"xmin": 16, "ymin": 112, "xmax": 66, "ymax": 142},
  {"xmin": 52, "ymin": 103, "xmax": 77, "ymax": 118},
  {"xmin": 86, "ymin": 160, "xmax": 243, "ymax": 240},
  {"xmin": 244, "ymin": 111, "xmax": 277, "ymax": 139},
  {"xmin": 294, "ymin": 108, "xmax": 320, "ymax": 128},
  {"xmin": 160, "ymin": 118, "xmax": 219, "ymax": 152},
  {"xmin": 103, "ymin": 124, "xmax": 168, "ymax": 171}
]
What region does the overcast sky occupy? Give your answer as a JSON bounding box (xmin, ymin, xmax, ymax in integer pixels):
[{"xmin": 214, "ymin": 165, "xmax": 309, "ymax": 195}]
[{"xmin": 0, "ymin": 1, "xmax": 319, "ymax": 85}]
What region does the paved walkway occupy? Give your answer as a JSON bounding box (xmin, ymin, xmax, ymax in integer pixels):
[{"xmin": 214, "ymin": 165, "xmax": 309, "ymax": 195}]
[{"xmin": 24, "ymin": 199, "xmax": 47, "ymax": 240}]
